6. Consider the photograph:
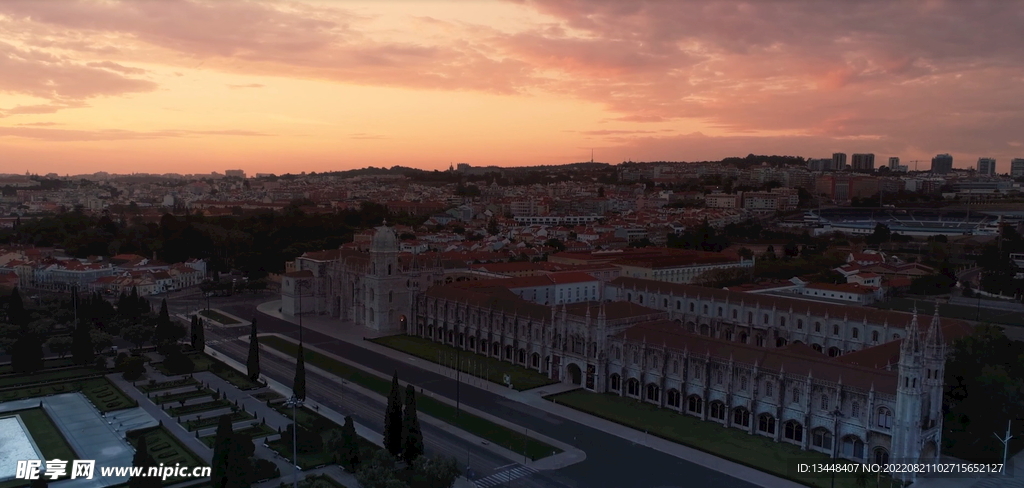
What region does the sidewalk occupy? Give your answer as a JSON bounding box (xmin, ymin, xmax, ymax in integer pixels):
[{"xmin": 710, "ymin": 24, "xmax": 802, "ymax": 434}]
[{"xmin": 257, "ymin": 301, "xmax": 812, "ymax": 488}]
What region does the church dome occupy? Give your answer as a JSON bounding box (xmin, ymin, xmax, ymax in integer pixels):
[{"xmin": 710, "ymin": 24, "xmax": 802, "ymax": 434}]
[{"xmin": 371, "ymin": 223, "xmax": 398, "ymax": 252}]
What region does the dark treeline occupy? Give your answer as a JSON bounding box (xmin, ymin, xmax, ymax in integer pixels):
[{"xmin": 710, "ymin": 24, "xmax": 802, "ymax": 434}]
[{"xmin": 0, "ymin": 202, "xmax": 422, "ymax": 278}]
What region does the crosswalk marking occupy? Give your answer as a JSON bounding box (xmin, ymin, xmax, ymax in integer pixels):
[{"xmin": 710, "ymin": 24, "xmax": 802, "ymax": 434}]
[{"xmin": 474, "ymin": 465, "xmax": 537, "ymax": 488}]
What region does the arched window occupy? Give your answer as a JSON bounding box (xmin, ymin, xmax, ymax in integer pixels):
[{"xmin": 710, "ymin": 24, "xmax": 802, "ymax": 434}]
[
  {"xmin": 765, "ymin": 382, "xmax": 773, "ymax": 397},
  {"xmin": 703, "ymin": 304, "xmax": 708, "ymax": 314},
  {"xmin": 387, "ymin": 264, "xmax": 392, "ymax": 275},
  {"xmin": 609, "ymin": 374, "xmax": 621, "ymax": 391},
  {"xmin": 687, "ymin": 396, "xmax": 703, "ymax": 414},
  {"xmin": 633, "ymin": 352, "xmax": 639, "ymax": 364},
  {"xmin": 645, "ymin": 384, "xmax": 660, "ymax": 402},
  {"xmin": 851, "ymin": 402, "xmax": 860, "ymax": 418},
  {"xmin": 627, "ymin": 293, "xmax": 632, "ymax": 302},
  {"xmin": 814, "ymin": 322, "xmax": 821, "ymax": 332},
  {"xmin": 792, "ymin": 388, "xmax": 801, "ymax": 404},
  {"xmin": 732, "ymin": 309, "xmax": 738, "ymax": 319},
  {"xmin": 833, "ymin": 324, "xmax": 839, "ymax": 335},
  {"xmin": 733, "ymin": 408, "xmax": 751, "ymax": 427},
  {"xmin": 763, "ymin": 314, "xmax": 769, "ymax": 324},
  {"xmin": 820, "ymin": 395, "xmax": 829, "ymax": 410},
  {"xmin": 872, "ymin": 331, "xmax": 879, "ymax": 342},
  {"xmin": 639, "ymin": 295, "xmax": 644, "ymax": 304},
  {"xmin": 780, "ymin": 317, "xmax": 786, "ymax": 327},
  {"xmin": 672, "ymin": 360, "xmax": 679, "ymax": 373},
  {"xmin": 717, "ymin": 306, "xmax": 723, "ymax": 317},
  {"xmin": 652, "ymin": 356, "xmax": 660, "ymax": 369},
  {"xmin": 758, "ymin": 414, "xmax": 776, "ymax": 434},
  {"xmin": 784, "ymin": 421, "xmax": 803, "ymax": 442},
  {"xmin": 663, "ymin": 298, "xmax": 668, "ymax": 307},
  {"xmin": 740, "ymin": 376, "xmax": 747, "ymax": 390},
  {"xmin": 689, "ymin": 302, "xmax": 695, "ymax": 312},
  {"xmin": 747, "ymin": 312, "xmax": 753, "ymax": 323},
  {"xmin": 626, "ymin": 378, "xmax": 640, "ymax": 396},
  {"xmin": 708, "ymin": 401, "xmax": 724, "ymax": 419},
  {"xmin": 876, "ymin": 407, "xmax": 892, "ymax": 425},
  {"xmin": 852, "ymin": 327, "xmax": 859, "ymax": 339},
  {"xmin": 812, "ymin": 429, "xmax": 833, "ymax": 450},
  {"xmin": 893, "ymin": 333, "xmax": 901, "ymax": 340},
  {"xmin": 716, "ymin": 369, "xmax": 723, "ymax": 384},
  {"xmin": 666, "ymin": 389, "xmax": 681, "ymax": 408},
  {"xmin": 873, "ymin": 447, "xmax": 889, "ymax": 464},
  {"xmin": 388, "ymin": 291, "xmax": 393, "ymax": 303},
  {"xmin": 676, "ymin": 300, "xmax": 682, "ymax": 310}
]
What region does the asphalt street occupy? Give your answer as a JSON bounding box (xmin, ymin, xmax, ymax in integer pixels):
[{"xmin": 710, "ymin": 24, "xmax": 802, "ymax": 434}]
[{"xmin": 164, "ymin": 292, "xmax": 761, "ymax": 488}]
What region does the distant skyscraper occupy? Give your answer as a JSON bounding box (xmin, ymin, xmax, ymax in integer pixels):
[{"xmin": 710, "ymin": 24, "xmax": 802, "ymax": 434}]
[
  {"xmin": 807, "ymin": 158, "xmax": 833, "ymax": 171},
  {"xmin": 976, "ymin": 158, "xmax": 996, "ymax": 176},
  {"xmin": 225, "ymin": 169, "xmax": 246, "ymax": 178},
  {"xmin": 832, "ymin": 153, "xmax": 847, "ymax": 171},
  {"xmin": 1011, "ymin": 158, "xmax": 1024, "ymax": 177},
  {"xmin": 931, "ymin": 154, "xmax": 953, "ymax": 174},
  {"xmin": 888, "ymin": 157, "xmax": 900, "ymax": 169},
  {"xmin": 851, "ymin": 153, "xmax": 875, "ymax": 172}
]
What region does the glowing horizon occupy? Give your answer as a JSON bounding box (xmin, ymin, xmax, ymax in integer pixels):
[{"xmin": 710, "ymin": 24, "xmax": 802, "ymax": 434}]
[{"xmin": 2, "ymin": 0, "xmax": 1023, "ymax": 175}]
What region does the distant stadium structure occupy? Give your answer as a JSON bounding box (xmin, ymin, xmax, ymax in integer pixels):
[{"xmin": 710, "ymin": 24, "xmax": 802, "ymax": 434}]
[{"xmin": 806, "ymin": 208, "xmax": 1023, "ymax": 237}]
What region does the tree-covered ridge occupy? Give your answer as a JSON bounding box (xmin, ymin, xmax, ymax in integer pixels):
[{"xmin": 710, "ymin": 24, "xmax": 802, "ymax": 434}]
[{"xmin": 0, "ymin": 201, "xmax": 418, "ymax": 278}]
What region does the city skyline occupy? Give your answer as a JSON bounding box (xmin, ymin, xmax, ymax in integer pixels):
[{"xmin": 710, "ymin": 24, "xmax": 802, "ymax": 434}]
[{"xmin": 2, "ymin": 1, "xmax": 1024, "ymax": 175}]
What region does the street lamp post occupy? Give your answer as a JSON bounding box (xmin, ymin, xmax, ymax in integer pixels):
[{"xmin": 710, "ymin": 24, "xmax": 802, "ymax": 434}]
[{"xmin": 285, "ymin": 395, "xmax": 304, "ymax": 488}]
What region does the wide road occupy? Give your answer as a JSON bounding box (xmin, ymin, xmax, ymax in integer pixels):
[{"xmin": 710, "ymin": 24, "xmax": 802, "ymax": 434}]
[{"xmin": 167, "ymin": 293, "xmax": 761, "ymax": 488}]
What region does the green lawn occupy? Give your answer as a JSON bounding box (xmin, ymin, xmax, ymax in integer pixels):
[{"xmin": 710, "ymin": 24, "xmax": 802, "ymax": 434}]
[
  {"xmin": 0, "ymin": 377, "xmax": 136, "ymax": 412},
  {"xmin": 185, "ymin": 411, "xmax": 254, "ymax": 431},
  {"xmin": 127, "ymin": 426, "xmax": 207, "ymax": 485},
  {"xmin": 549, "ymin": 390, "xmax": 890, "ymax": 488},
  {"xmin": 0, "ymin": 408, "xmax": 78, "ymax": 488},
  {"xmin": 0, "ymin": 366, "xmax": 104, "ymax": 388},
  {"xmin": 199, "ymin": 423, "xmax": 276, "ymax": 447},
  {"xmin": 168, "ymin": 399, "xmax": 232, "ymax": 416},
  {"xmin": 154, "ymin": 388, "xmax": 216, "ymax": 405},
  {"xmin": 874, "ymin": 297, "xmax": 1024, "ymax": 327},
  {"xmin": 262, "ymin": 336, "xmax": 559, "ymax": 460},
  {"xmin": 153, "ymin": 352, "xmax": 262, "ymax": 390},
  {"xmin": 370, "ymin": 335, "xmax": 557, "ymax": 391},
  {"xmin": 269, "ymin": 404, "xmax": 346, "ymax": 469},
  {"xmin": 199, "ymin": 309, "xmax": 241, "ymax": 325},
  {"xmin": 138, "ymin": 377, "xmax": 199, "ymax": 393}
]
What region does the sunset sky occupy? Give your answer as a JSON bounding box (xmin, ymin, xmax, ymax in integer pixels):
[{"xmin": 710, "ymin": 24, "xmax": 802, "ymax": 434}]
[{"xmin": 2, "ymin": 0, "xmax": 1023, "ymax": 175}]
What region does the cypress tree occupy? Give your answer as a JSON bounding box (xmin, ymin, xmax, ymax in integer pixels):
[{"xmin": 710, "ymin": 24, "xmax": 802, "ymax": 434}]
[
  {"xmin": 292, "ymin": 343, "xmax": 306, "ymax": 401},
  {"xmin": 211, "ymin": 414, "xmax": 233, "ymax": 488},
  {"xmin": 128, "ymin": 434, "xmax": 160, "ymax": 488},
  {"xmin": 340, "ymin": 415, "xmax": 360, "ymax": 470},
  {"xmin": 129, "ymin": 287, "xmax": 140, "ymax": 318},
  {"xmin": 190, "ymin": 315, "xmax": 199, "ymax": 349},
  {"xmin": 402, "ymin": 384, "xmax": 423, "ymax": 462},
  {"xmin": 246, "ymin": 318, "xmax": 260, "ymax": 382},
  {"xmin": 71, "ymin": 315, "xmax": 94, "ymax": 365},
  {"xmin": 195, "ymin": 316, "xmax": 206, "ymax": 351},
  {"xmin": 383, "ymin": 371, "xmax": 403, "ymax": 457},
  {"xmin": 7, "ymin": 287, "xmax": 25, "ymax": 325}
]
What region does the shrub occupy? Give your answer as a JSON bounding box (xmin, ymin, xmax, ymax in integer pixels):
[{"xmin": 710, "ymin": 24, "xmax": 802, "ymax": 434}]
[
  {"xmin": 282, "ymin": 424, "xmax": 323, "ymax": 454},
  {"xmin": 120, "ymin": 356, "xmax": 145, "ymax": 381}
]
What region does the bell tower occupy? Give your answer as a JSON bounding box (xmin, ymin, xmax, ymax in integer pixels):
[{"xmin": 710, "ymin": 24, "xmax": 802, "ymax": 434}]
[
  {"xmin": 365, "ymin": 222, "xmax": 408, "ymax": 334},
  {"xmin": 891, "ymin": 308, "xmax": 926, "ymax": 480}
]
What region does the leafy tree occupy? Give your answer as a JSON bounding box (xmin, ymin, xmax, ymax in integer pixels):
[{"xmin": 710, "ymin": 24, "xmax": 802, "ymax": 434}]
[
  {"xmin": 6, "ymin": 287, "xmax": 25, "ymax": 325},
  {"xmin": 356, "ymin": 450, "xmax": 405, "ymax": 488},
  {"xmin": 46, "ymin": 335, "xmax": 73, "ymax": 359},
  {"xmin": 384, "ymin": 371, "xmax": 404, "ymax": 457},
  {"xmin": 865, "ymin": 223, "xmax": 891, "ymax": 246},
  {"xmin": 247, "ymin": 318, "xmax": 260, "ymax": 382},
  {"xmin": 487, "ymin": 218, "xmax": 500, "ymax": 236},
  {"xmin": 544, "ymin": 238, "xmax": 566, "ymax": 252},
  {"xmin": 943, "ymin": 325, "xmax": 1024, "ymax": 462},
  {"xmin": 410, "ymin": 456, "xmax": 461, "ymax": 488},
  {"xmin": 783, "ymin": 241, "xmax": 800, "ymax": 258},
  {"xmin": 402, "ymin": 384, "xmax": 424, "ymax": 462},
  {"xmin": 90, "ymin": 330, "xmax": 114, "ymax": 354},
  {"xmin": 292, "ymin": 343, "xmax": 306, "ymax": 401},
  {"xmin": 121, "ymin": 323, "xmax": 153, "ymax": 350}
]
